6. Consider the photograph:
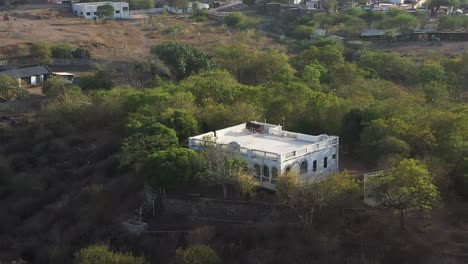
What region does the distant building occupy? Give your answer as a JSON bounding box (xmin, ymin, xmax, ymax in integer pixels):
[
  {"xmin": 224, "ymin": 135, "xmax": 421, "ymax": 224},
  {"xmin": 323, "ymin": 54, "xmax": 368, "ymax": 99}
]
[
  {"xmin": 0, "ymin": 65, "xmax": 53, "ymax": 86},
  {"xmin": 72, "ymin": 2, "xmax": 130, "ymax": 19},
  {"xmin": 381, "ymin": 0, "xmax": 404, "ymax": 5},
  {"xmin": 165, "ymin": 2, "xmax": 209, "ymax": 14},
  {"xmin": 51, "ymin": 72, "xmax": 75, "ymax": 83},
  {"xmin": 51, "ymin": 0, "xmax": 79, "ymax": 4},
  {"xmin": 306, "ymin": 0, "xmax": 322, "ymax": 9},
  {"xmin": 189, "ymin": 121, "xmax": 339, "ymax": 190}
]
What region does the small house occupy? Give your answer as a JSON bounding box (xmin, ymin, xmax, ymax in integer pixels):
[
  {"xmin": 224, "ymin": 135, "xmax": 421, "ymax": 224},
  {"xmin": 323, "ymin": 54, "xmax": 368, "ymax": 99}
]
[
  {"xmin": 165, "ymin": 2, "xmax": 209, "ymax": 14},
  {"xmin": 0, "ymin": 65, "xmax": 53, "ymax": 87}
]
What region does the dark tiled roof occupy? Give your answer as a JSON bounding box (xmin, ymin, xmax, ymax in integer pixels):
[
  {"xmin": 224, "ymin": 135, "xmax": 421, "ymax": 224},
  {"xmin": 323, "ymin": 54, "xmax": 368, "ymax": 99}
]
[{"xmin": 0, "ymin": 65, "xmax": 52, "ymax": 78}]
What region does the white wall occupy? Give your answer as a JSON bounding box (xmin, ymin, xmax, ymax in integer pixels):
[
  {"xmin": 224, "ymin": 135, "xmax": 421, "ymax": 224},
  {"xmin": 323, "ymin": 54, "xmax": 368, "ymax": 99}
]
[
  {"xmin": 386, "ymin": 0, "xmax": 404, "ymax": 4},
  {"xmin": 72, "ymin": 2, "xmax": 130, "ymax": 19},
  {"xmin": 242, "ymin": 143, "xmax": 339, "ymax": 190},
  {"xmin": 165, "ymin": 2, "xmax": 209, "ymax": 14}
]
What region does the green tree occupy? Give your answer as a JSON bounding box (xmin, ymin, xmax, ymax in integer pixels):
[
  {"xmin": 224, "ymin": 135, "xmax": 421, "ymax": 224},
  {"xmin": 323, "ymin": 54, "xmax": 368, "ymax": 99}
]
[
  {"xmin": 174, "ymin": 244, "xmax": 222, "ymax": 264},
  {"xmin": 216, "ymin": 44, "xmax": 253, "ymax": 83},
  {"xmin": 335, "ymin": 16, "xmax": 366, "ymax": 37},
  {"xmin": 252, "ymin": 49, "xmax": 295, "ymax": 84},
  {"xmin": 420, "ymin": 60, "xmax": 445, "ymax": 84},
  {"xmin": 423, "ymin": 81, "xmax": 449, "ymax": 104},
  {"xmin": 358, "ymin": 50, "xmax": 418, "ymax": 85},
  {"xmin": 216, "ymin": 46, "xmax": 294, "ymax": 85},
  {"xmin": 233, "ymin": 168, "xmax": 257, "ymax": 200},
  {"xmin": 72, "ymin": 47, "xmax": 91, "ymax": 59},
  {"xmin": 291, "ymin": 25, "xmax": 314, "ymax": 40},
  {"xmin": 360, "ymin": 118, "xmax": 413, "ymax": 163},
  {"xmin": 167, "ymin": 0, "xmax": 188, "ymax": 9},
  {"xmin": 384, "ymin": 29, "xmax": 398, "ymax": 43},
  {"xmin": 276, "ymin": 171, "xmax": 360, "ymax": 226},
  {"xmin": 390, "ymin": 13, "xmax": 418, "ymax": 32},
  {"xmin": 78, "ymin": 67, "xmax": 114, "ymax": 90},
  {"xmin": 198, "ymin": 100, "xmax": 263, "ymax": 131},
  {"xmin": 323, "ymin": 0, "xmax": 338, "ymax": 13},
  {"xmin": 366, "ymin": 159, "xmax": 441, "ymax": 229},
  {"xmin": 223, "ymin": 12, "xmax": 259, "ymax": 29},
  {"xmin": 151, "ymin": 41, "xmax": 215, "ymax": 80},
  {"xmin": 293, "ymin": 43, "xmax": 345, "ymax": 71},
  {"xmin": 162, "ymin": 109, "xmax": 199, "ymax": 144},
  {"xmin": 120, "ymin": 121, "xmax": 179, "ymax": 168},
  {"xmin": 179, "ymin": 69, "xmax": 246, "ymax": 105},
  {"xmin": 138, "ymin": 148, "xmax": 203, "ymax": 192},
  {"xmin": 97, "ymin": 4, "xmax": 115, "ymax": 19},
  {"xmin": 127, "ymin": 0, "xmax": 155, "ymax": 9},
  {"xmin": 42, "ymin": 76, "xmax": 73, "ymax": 99},
  {"xmin": 301, "ymin": 63, "xmax": 325, "ymax": 88},
  {"xmin": 75, "ymin": 245, "xmax": 146, "ymax": 264},
  {"xmin": 51, "ymin": 43, "xmax": 75, "ymax": 58},
  {"xmin": 224, "ymin": 12, "xmax": 246, "ymax": 27},
  {"xmin": 31, "ymin": 42, "xmax": 51, "ymax": 64},
  {"xmin": 0, "ymin": 74, "xmax": 25, "ymax": 100}
]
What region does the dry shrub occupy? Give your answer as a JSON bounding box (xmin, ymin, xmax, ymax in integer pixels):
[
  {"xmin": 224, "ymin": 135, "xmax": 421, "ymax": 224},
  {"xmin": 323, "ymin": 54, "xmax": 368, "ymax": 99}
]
[{"xmin": 186, "ymin": 226, "xmax": 216, "ymax": 245}]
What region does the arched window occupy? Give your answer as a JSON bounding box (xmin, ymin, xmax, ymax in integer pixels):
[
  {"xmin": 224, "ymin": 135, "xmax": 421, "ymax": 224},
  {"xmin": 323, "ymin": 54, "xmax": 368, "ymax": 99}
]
[
  {"xmin": 284, "ymin": 166, "xmax": 291, "ymax": 173},
  {"xmin": 262, "ymin": 165, "xmax": 270, "ymax": 182},
  {"xmin": 300, "ymin": 160, "xmax": 308, "ymax": 175},
  {"xmin": 254, "ymin": 164, "xmax": 261, "ymax": 179},
  {"xmin": 271, "ymin": 167, "xmax": 278, "ymax": 184},
  {"xmin": 271, "ymin": 167, "xmax": 278, "ymax": 178}
]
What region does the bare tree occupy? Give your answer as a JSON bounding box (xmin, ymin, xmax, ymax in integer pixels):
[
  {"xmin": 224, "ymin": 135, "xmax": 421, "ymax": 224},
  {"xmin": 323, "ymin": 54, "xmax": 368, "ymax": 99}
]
[
  {"xmin": 276, "ymin": 171, "xmax": 360, "ymax": 227},
  {"xmin": 200, "ymin": 142, "xmax": 247, "ymax": 200}
]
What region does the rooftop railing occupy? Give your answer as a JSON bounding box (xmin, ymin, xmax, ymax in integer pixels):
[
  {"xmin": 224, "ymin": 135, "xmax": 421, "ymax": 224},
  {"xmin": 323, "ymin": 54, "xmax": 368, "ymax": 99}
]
[
  {"xmin": 189, "ymin": 136, "xmax": 338, "ymax": 162},
  {"xmin": 189, "ymin": 139, "xmax": 280, "ymax": 161},
  {"xmin": 283, "ymin": 137, "xmax": 339, "ymax": 161}
]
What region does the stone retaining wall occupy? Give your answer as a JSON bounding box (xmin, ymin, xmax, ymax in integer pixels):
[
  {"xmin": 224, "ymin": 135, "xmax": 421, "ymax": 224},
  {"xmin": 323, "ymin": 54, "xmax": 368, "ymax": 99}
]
[{"xmin": 165, "ymin": 196, "xmax": 294, "ymax": 223}]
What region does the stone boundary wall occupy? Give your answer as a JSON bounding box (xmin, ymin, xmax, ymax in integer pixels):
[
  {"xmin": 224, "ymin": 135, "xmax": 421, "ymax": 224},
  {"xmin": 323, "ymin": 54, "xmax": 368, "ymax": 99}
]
[
  {"xmin": 165, "ymin": 196, "xmax": 294, "ymax": 223},
  {"xmin": 13, "ymin": 3, "xmax": 71, "ymax": 10},
  {"xmin": 129, "ymin": 8, "xmax": 164, "ymax": 14}
]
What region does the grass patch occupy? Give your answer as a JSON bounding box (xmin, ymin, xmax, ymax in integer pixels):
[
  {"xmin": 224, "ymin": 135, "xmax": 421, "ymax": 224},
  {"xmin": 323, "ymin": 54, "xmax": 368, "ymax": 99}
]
[{"xmin": 162, "ymin": 25, "xmax": 188, "ymax": 34}]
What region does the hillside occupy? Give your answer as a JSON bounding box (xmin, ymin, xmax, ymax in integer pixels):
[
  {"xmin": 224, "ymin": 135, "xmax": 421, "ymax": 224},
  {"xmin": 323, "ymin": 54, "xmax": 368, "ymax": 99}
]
[{"xmin": 0, "ymin": 4, "xmax": 468, "ymax": 264}]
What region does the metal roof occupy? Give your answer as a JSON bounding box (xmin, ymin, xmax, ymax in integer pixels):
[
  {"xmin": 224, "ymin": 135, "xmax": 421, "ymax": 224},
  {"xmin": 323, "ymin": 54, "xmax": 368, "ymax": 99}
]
[{"xmin": 0, "ymin": 65, "xmax": 52, "ymax": 78}]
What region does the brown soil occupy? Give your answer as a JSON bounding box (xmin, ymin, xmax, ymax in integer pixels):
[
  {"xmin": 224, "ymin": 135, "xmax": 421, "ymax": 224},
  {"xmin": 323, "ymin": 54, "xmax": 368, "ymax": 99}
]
[{"xmin": 0, "ymin": 8, "xmax": 279, "ymax": 62}]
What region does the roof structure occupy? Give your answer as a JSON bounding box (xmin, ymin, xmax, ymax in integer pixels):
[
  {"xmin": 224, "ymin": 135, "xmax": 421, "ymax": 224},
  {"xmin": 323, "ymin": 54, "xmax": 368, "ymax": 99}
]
[
  {"xmin": 72, "ymin": 1, "xmax": 128, "ymax": 6},
  {"xmin": 360, "ymin": 29, "xmax": 386, "ymax": 37},
  {"xmin": 215, "ymin": 131, "xmax": 319, "ymax": 154},
  {"xmin": 0, "ymin": 65, "xmax": 52, "ymax": 78},
  {"xmin": 190, "ymin": 121, "xmax": 338, "ymax": 155}
]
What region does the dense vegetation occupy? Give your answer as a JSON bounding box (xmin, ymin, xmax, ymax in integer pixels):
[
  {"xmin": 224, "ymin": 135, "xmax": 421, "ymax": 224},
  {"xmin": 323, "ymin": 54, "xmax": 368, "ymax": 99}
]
[
  {"xmin": 0, "ymin": 37, "xmax": 467, "ymax": 263},
  {"xmin": 280, "ymin": 7, "xmax": 468, "ymax": 39}
]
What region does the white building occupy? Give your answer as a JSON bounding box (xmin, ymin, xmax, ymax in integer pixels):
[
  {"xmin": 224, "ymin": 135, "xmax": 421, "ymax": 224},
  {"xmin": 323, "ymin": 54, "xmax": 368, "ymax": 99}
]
[
  {"xmin": 165, "ymin": 2, "xmax": 209, "ymax": 14},
  {"xmin": 51, "ymin": 0, "xmax": 79, "ymax": 4},
  {"xmin": 189, "ymin": 121, "xmax": 339, "ymax": 190},
  {"xmin": 72, "ymin": 2, "xmax": 130, "ymax": 19},
  {"xmin": 306, "ymin": 0, "xmax": 321, "ymax": 9}
]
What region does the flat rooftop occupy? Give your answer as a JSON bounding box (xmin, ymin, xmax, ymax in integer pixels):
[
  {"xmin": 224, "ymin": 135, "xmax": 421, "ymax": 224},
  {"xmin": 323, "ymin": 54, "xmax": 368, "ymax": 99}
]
[
  {"xmin": 216, "ymin": 131, "xmax": 316, "ymax": 154},
  {"xmin": 190, "ymin": 122, "xmax": 338, "ymax": 155},
  {"xmin": 73, "ymin": 2, "xmax": 128, "ymax": 6}
]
